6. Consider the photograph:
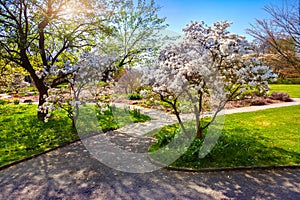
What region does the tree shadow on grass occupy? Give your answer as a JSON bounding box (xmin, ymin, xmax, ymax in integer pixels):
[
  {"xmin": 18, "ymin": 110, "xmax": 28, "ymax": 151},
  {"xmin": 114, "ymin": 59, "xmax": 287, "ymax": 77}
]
[
  {"xmin": 0, "ymin": 114, "xmax": 76, "ymax": 167},
  {"xmin": 0, "ymin": 134, "xmax": 299, "ymax": 199},
  {"xmin": 170, "ymin": 129, "xmax": 300, "ymax": 169}
]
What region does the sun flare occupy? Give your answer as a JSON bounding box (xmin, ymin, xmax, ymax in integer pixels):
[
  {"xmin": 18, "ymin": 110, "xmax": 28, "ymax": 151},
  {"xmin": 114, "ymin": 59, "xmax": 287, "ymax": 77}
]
[{"xmin": 61, "ymin": 7, "xmax": 77, "ymax": 19}]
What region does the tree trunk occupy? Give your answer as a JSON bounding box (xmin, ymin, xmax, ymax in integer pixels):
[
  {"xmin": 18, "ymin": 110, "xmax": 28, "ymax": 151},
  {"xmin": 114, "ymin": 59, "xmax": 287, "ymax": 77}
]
[
  {"xmin": 25, "ymin": 64, "xmax": 48, "ymax": 120},
  {"xmin": 37, "ymin": 84, "xmax": 49, "ymax": 120},
  {"xmin": 195, "ymin": 126, "xmax": 203, "ymax": 139},
  {"xmin": 172, "ymin": 104, "xmax": 191, "ymax": 138},
  {"xmin": 20, "ymin": 51, "xmax": 49, "ymax": 120},
  {"xmin": 71, "ymin": 118, "xmax": 78, "ymax": 134},
  {"xmin": 72, "ymin": 104, "xmax": 80, "ymax": 131}
]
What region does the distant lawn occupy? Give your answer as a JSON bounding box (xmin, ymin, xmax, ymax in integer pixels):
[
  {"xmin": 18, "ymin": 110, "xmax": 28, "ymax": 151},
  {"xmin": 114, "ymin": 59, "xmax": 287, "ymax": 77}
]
[
  {"xmin": 149, "ymin": 105, "xmax": 300, "ymax": 169},
  {"xmin": 0, "ymin": 104, "xmax": 150, "ymax": 167},
  {"xmin": 269, "ymin": 84, "xmax": 300, "ymax": 98}
]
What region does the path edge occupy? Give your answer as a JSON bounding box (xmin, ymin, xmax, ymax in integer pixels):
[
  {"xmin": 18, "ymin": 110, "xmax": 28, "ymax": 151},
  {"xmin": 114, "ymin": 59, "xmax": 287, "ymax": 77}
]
[
  {"xmin": 0, "ymin": 139, "xmax": 81, "ymax": 171},
  {"xmin": 148, "ymin": 155, "xmax": 300, "ymax": 173}
]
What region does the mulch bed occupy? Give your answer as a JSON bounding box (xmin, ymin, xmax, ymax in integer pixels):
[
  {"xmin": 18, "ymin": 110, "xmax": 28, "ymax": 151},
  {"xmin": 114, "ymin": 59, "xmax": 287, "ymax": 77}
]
[
  {"xmin": 0, "ymin": 92, "xmax": 292, "ymax": 110},
  {"xmin": 118, "ymin": 96, "xmax": 289, "ymax": 111},
  {"xmin": 0, "ymin": 93, "xmax": 39, "ymax": 103}
]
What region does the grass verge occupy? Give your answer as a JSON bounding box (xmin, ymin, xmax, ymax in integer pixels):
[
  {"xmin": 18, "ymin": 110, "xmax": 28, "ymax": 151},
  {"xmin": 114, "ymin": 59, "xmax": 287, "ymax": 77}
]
[
  {"xmin": 0, "ymin": 104, "xmax": 150, "ymax": 167},
  {"xmin": 269, "ymin": 84, "xmax": 300, "ymax": 98},
  {"xmin": 149, "ymin": 105, "xmax": 300, "ymax": 169}
]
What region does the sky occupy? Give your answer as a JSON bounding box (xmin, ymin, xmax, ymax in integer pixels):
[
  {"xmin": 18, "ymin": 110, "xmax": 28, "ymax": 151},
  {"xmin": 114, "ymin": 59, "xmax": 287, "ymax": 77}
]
[{"xmin": 155, "ymin": 0, "xmax": 289, "ymax": 40}]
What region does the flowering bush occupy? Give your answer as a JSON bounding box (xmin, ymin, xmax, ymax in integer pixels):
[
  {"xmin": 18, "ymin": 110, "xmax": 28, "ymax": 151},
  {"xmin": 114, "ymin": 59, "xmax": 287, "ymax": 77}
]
[{"xmin": 143, "ymin": 21, "xmax": 277, "ymax": 139}]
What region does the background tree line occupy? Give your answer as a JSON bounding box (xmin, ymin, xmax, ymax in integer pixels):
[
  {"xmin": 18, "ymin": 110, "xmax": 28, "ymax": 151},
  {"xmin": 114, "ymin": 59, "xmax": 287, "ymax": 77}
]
[{"xmin": 248, "ymin": 0, "xmax": 299, "ymax": 78}]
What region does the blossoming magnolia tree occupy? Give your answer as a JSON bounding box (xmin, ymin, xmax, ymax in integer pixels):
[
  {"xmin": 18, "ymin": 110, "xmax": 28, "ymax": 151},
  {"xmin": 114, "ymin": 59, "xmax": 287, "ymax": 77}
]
[
  {"xmin": 144, "ymin": 21, "xmax": 277, "ymax": 139},
  {"xmin": 38, "ymin": 51, "xmax": 117, "ymax": 127}
]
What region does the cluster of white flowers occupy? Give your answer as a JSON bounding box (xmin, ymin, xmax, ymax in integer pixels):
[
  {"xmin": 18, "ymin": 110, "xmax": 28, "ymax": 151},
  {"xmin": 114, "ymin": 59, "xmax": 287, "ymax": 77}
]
[
  {"xmin": 35, "ymin": 61, "xmax": 79, "ymax": 81},
  {"xmin": 76, "ymin": 52, "xmax": 117, "ymax": 85},
  {"xmin": 142, "ymin": 21, "xmax": 278, "ymax": 137},
  {"xmin": 144, "ymin": 21, "xmax": 277, "ymax": 102},
  {"xmin": 139, "ymin": 89, "xmax": 148, "ymax": 97},
  {"xmin": 38, "ymin": 90, "xmax": 62, "ymax": 122},
  {"xmin": 39, "ymin": 51, "xmax": 118, "ymax": 123}
]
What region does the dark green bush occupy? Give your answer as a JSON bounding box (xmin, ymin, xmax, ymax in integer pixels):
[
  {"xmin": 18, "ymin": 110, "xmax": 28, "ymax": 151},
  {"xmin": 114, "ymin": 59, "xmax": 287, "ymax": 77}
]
[
  {"xmin": 23, "ymin": 99, "xmax": 33, "ymax": 104},
  {"xmin": 127, "ymin": 93, "xmax": 142, "ymax": 100},
  {"xmin": 13, "ymin": 99, "xmax": 20, "ymax": 105}
]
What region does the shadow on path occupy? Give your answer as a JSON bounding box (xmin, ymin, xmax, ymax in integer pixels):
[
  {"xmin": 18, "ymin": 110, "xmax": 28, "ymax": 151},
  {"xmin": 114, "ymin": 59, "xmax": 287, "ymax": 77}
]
[{"xmin": 0, "ymin": 140, "xmax": 299, "ymax": 199}]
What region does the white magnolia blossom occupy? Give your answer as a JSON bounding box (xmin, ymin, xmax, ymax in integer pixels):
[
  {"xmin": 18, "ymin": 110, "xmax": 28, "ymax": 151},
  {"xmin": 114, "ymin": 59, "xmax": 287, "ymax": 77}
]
[
  {"xmin": 38, "ymin": 51, "xmax": 118, "ymax": 123},
  {"xmin": 76, "ymin": 52, "xmax": 117, "ymax": 84},
  {"xmin": 143, "ymin": 21, "xmax": 278, "ymax": 138},
  {"xmin": 144, "ymin": 21, "xmax": 277, "ymax": 100}
]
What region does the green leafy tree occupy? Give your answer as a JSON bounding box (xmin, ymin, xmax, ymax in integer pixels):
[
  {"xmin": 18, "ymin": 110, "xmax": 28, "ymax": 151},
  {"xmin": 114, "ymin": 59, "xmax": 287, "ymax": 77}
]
[
  {"xmin": 0, "ymin": 0, "xmax": 109, "ymax": 119},
  {"xmin": 98, "ymin": 0, "xmax": 169, "ymax": 80}
]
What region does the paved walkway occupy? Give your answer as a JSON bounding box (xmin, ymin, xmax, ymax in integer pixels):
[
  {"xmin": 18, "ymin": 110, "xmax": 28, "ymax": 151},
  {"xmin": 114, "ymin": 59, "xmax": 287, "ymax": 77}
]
[
  {"xmin": 0, "ymin": 141, "xmax": 299, "ymax": 199},
  {"xmin": 0, "ymin": 99, "xmax": 300, "ymax": 199},
  {"xmin": 116, "ymin": 98, "xmax": 300, "ymax": 136}
]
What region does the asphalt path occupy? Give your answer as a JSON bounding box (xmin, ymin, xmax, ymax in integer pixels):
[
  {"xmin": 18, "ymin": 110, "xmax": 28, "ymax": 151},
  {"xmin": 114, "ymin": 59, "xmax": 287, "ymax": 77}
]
[{"xmin": 0, "ymin": 141, "xmax": 299, "ymax": 200}]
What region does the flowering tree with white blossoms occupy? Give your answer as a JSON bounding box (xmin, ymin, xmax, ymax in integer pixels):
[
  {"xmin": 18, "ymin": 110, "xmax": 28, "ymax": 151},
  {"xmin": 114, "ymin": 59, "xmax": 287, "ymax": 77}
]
[
  {"xmin": 38, "ymin": 51, "xmax": 117, "ymax": 127},
  {"xmin": 144, "ymin": 21, "xmax": 277, "ymax": 139}
]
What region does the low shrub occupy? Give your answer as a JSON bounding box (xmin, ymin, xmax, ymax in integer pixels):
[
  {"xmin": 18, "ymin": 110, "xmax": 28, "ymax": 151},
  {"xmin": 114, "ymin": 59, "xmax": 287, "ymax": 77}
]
[
  {"xmin": 250, "ymin": 98, "xmax": 267, "ymax": 106},
  {"xmin": 23, "ymin": 99, "xmax": 33, "ymax": 104},
  {"xmin": 13, "ymin": 99, "xmax": 20, "ymax": 105},
  {"xmin": 270, "ymin": 92, "xmax": 292, "ymax": 102}
]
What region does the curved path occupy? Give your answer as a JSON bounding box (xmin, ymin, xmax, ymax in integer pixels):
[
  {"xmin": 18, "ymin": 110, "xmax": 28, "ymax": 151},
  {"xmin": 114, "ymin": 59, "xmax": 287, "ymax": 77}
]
[
  {"xmin": 0, "ymin": 99, "xmax": 300, "ymax": 199},
  {"xmin": 0, "ymin": 141, "xmax": 299, "ymax": 199},
  {"xmin": 116, "ymin": 98, "xmax": 300, "ymax": 136}
]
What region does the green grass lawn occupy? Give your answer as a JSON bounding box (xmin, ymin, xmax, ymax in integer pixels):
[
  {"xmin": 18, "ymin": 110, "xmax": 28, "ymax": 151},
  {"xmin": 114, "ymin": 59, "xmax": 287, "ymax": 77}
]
[
  {"xmin": 269, "ymin": 84, "xmax": 300, "ymax": 98},
  {"xmin": 149, "ymin": 105, "xmax": 300, "ymax": 169},
  {"xmin": 0, "ymin": 104, "xmax": 150, "ymax": 167}
]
